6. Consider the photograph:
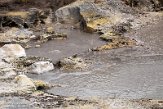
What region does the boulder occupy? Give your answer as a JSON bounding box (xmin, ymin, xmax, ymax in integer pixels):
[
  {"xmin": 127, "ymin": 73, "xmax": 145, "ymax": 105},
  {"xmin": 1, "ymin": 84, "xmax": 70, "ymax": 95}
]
[
  {"xmin": 0, "ymin": 61, "xmax": 17, "ymax": 80},
  {"xmin": 14, "ymin": 75, "xmax": 36, "ymax": 93},
  {"xmin": 29, "ymin": 61, "xmax": 54, "ymax": 74},
  {"xmin": 55, "ymin": 0, "xmax": 133, "ymax": 33},
  {"xmin": 55, "ymin": 0, "xmax": 163, "ymax": 34},
  {"xmin": 0, "ymin": 27, "xmax": 36, "ymax": 43},
  {"xmin": 55, "ymin": 3, "xmax": 82, "ymax": 24},
  {"xmin": 0, "ymin": 44, "xmax": 26, "ymax": 59}
]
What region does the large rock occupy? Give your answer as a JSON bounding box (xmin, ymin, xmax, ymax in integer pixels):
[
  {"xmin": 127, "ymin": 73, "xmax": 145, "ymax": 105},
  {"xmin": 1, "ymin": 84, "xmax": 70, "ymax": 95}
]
[
  {"xmin": 14, "ymin": 75, "xmax": 36, "ymax": 93},
  {"xmin": 55, "ymin": 0, "xmax": 134, "ymax": 32},
  {"xmin": 0, "ymin": 61, "xmax": 17, "ymax": 80},
  {"xmin": 28, "ymin": 61, "xmax": 54, "ymax": 74},
  {"xmin": 0, "ymin": 44, "xmax": 26, "ymax": 59},
  {"xmin": 55, "ymin": 4, "xmax": 82, "ymax": 24},
  {"xmin": 0, "ymin": 27, "xmax": 36, "ymax": 43},
  {"xmin": 12, "ymin": 56, "xmax": 54, "ymax": 74},
  {"xmin": 55, "ymin": 0, "xmax": 163, "ymax": 33}
]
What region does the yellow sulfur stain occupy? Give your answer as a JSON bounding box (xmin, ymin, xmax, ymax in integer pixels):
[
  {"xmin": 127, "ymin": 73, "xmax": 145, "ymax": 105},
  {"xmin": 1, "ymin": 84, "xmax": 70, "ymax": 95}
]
[
  {"xmin": 87, "ymin": 17, "xmax": 109, "ymax": 29},
  {"xmin": 95, "ymin": 37, "xmax": 136, "ymax": 51},
  {"xmin": 86, "ymin": 17, "xmax": 110, "ymax": 32},
  {"xmin": 1, "ymin": 11, "xmax": 29, "ymax": 19}
]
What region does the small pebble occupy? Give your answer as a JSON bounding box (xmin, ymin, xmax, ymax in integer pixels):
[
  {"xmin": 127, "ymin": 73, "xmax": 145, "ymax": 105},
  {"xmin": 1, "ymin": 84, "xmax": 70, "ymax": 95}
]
[{"xmin": 35, "ymin": 45, "xmax": 41, "ymax": 48}]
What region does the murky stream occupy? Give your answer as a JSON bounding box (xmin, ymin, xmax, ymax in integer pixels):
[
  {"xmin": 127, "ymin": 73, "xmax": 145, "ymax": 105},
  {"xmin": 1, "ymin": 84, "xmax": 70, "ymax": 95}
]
[
  {"xmin": 26, "ymin": 29, "xmax": 105, "ymax": 62},
  {"xmin": 26, "ymin": 19, "xmax": 163, "ymax": 100}
]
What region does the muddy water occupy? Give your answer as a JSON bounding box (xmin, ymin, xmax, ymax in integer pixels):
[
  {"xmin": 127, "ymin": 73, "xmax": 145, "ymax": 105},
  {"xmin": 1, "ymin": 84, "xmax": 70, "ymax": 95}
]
[
  {"xmin": 50, "ymin": 58, "xmax": 163, "ymax": 99},
  {"xmin": 26, "ymin": 29, "xmax": 105, "ymax": 62},
  {"xmin": 27, "ymin": 19, "xmax": 163, "ymax": 100}
]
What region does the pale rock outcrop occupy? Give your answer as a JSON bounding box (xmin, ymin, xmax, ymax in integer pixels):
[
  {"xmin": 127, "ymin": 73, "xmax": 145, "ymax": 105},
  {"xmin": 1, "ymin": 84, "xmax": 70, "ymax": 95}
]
[
  {"xmin": 55, "ymin": 0, "xmax": 134, "ymax": 33},
  {"xmin": 55, "ymin": 3, "xmax": 82, "ymax": 24},
  {"xmin": 0, "ymin": 74, "xmax": 50, "ymax": 95},
  {"xmin": 0, "ymin": 44, "xmax": 26, "ymax": 60},
  {"xmin": 0, "ymin": 61, "xmax": 17, "ymax": 80},
  {"xmin": 14, "ymin": 75, "xmax": 36, "ymax": 93},
  {"xmin": 0, "ymin": 28, "xmax": 36, "ymax": 43},
  {"xmin": 55, "ymin": 0, "xmax": 163, "ymax": 33},
  {"xmin": 28, "ymin": 61, "xmax": 54, "ymax": 74}
]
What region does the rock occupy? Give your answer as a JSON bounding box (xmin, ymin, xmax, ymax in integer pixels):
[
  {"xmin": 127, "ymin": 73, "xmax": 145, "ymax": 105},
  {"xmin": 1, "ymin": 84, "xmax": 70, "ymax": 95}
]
[
  {"xmin": 28, "ymin": 61, "xmax": 54, "ymax": 74},
  {"xmin": 55, "ymin": 1, "xmax": 98, "ymax": 31},
  {"xmin": 0, "ymin": 67, "xmax": 17, "ymax": 80},
  {"xmin": 55, "ymin": 4, "xmax": 82, "ymax": 24},
  {"xmin": 0, "ymin": 82, "xmax": 17, "ymax": 95},
  {"xmin": 57, "ymin": 55, "xmax": 87, "ymax": 71},
  {"xmin": 100, "ymin": 22, "xmax": 132, "ymax": 41},
  {"xmin": 94, "ymin": 37, "xmax": 136, "ymax": 51},
  {"xmin": 55, "ymin": 0, "xmax": 163, "ymax": 34},
  {"xmin": 0, "ymin": 44, "xmax": 26, "ymax": 59},
  {"xmin": 12, "ymin": 56, "xmax": 52, "ymax": 72},
  {"xmin": 39, "ymin": 32, "xmax": 67, "ymax": 42},
  {"xmin": 14, "ymin": 75, "xmax": 36, "ymax": 93},
  {"xmin": 35, "ymin": 44, "xmax": 41, "ymax": 48},
  {"xmin": 55, "ymin": 0, "xmax": 134, "ymax": 33},
  {"xmin": 0, "ymin": 27, "xmax": 36, "ymax": 43},
  {"xmin": 0, "ymin": 61, "xmax": 17, "ymax": 80}
]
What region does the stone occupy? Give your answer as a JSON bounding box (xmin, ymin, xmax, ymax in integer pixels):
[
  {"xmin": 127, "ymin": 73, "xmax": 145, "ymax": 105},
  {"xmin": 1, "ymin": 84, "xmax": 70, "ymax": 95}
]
[
  {"xmin": 0, "ymin": 27, "xmax": 36, "ymax": 43},
  {"xmin": 29, "ymin": 61, "xmax": 54, "ymax": 74},
  {"xmin": 14, "ymin": 75, "xmax": 36, "ymax": 93},
  {"xmin": 12, "ymin": 56, "xmax": 52, "ymax": 72},
  {"xmin": 94, "ymin": 37, "xmax": 136, "ymax": 51},
  {"xmin": 100, "ymin": 22, "xmax": 132, "ymax": 42},
  {"xmin": 35, "ymin": 45, "xmax": 41, "ymax": 48},
  {"xmin": 55, "ymin": 4, "xmax": 82, "ymax": 24},
  {"xmin": 0, "ymin": 61, "xmax": 17, "ymax": 80},
  {"xmin": 55, "ymin": 0, "xmax": 134, "ymax": 33},
  {"xmin": 0, "ymin": 44, "xmax": 26, "ymax": 59},
  {"xmin": 39, "ymin": 32, "xmax": 67, "ymax": 42},
  {"xmin": 57, "ymin": 55, "xmax": 87, "ymax": 70}
]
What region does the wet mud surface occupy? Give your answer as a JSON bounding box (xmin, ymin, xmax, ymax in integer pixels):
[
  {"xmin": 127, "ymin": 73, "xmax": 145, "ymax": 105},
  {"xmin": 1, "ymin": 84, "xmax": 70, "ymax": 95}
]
[
  {"xmin": 26, "ymin": 18, "xmax": 163, "ymax": 100},
  {"xmin": 26, "ymin": 29, "xmax": 105, "ymax": 62}
]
